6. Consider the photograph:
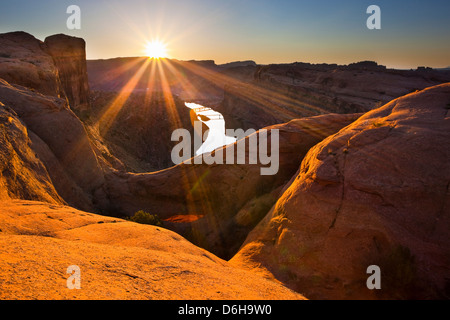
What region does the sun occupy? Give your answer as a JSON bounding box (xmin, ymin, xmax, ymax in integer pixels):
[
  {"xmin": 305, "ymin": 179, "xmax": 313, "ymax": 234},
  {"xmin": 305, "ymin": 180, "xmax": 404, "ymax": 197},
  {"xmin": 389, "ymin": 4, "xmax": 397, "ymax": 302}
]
[{"xmin": 145, "ymin": 40, "xmax": 168, "ymax": 59}]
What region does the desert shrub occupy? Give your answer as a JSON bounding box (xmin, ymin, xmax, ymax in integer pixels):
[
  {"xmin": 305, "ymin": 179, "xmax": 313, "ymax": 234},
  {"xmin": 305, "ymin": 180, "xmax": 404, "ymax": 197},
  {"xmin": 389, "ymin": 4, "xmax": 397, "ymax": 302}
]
[{"xmin": 129, "ymin": 210, "xmax": 163, "ymax": 227}]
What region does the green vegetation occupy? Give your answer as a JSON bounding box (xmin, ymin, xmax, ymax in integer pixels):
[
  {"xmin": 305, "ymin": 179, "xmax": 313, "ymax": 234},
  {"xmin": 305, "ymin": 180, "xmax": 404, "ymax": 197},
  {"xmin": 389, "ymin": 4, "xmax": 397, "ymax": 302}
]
[{"xmin": 128, "ymin": 210, "xmax": 163, "ymax": 227}]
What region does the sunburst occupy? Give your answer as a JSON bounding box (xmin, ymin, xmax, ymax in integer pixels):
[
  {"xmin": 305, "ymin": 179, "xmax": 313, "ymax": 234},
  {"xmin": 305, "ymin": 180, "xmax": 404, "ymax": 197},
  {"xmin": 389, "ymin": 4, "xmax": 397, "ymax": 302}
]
[{"xmin": 145, "ymin": 40, "xmax": 168, "ymax": 59}]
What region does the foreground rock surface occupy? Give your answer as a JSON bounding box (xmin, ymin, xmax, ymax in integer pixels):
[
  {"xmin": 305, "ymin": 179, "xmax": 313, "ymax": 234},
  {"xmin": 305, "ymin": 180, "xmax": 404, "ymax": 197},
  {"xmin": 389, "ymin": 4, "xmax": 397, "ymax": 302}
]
[
  {"xmin": 0, "ymin": 200, "xmax": 305, "ymax": 300},
  {"xmin": 232, "ymin": 83, "xmax": 450, "ymax": 300}
]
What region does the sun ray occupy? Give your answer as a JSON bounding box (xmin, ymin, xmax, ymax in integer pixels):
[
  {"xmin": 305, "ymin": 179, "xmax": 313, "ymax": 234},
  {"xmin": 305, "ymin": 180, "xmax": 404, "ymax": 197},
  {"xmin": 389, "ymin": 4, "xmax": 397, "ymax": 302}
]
[
  {"xmin": 155, "ymin": 59, "xmax": 182, "ymax": 130},
  {"xmin": 163, "ymin": 59, "xmax": 201, "ymax": 100},
  {"xmin": 143, "ymin": 58, "xmax": 158, "ymax": 105},
  {"xmin": 171, "ymin": 59, "xmax": 330, "ymax": 122},
  {"xmin": 96, "ymin": 58, "xmax": 151, "ymax": 135},
  {"xmin": 150, "ymin": 60, "xmax": 213, "ymax": 221}
]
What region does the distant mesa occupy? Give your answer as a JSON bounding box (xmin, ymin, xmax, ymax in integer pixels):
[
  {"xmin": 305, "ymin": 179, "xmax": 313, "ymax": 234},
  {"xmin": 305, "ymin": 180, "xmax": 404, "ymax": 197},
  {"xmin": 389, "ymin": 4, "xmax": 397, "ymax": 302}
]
[
  {"xmin": 219, "ymin": 60, "xmax": 257, "ymax": 69},
  {"xmin": 417, "ymin": 66, "xmax": 433, "ymax": 71},
  {"xmin": 347, "ymin": 60, "xmax": 386, "ymax": 70}
]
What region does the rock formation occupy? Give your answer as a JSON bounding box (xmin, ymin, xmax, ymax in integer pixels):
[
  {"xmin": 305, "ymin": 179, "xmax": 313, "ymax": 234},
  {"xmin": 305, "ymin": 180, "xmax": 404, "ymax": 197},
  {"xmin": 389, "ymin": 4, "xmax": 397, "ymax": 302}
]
[
  {"xmin": 0, "ymin": 200, "xmax": 304, "ymax": 300},
  {"xmin": 0, "ymin": 103, "xmax": 62, "ymax": 204},
  {"xmin": 105, "ymin": 112, "xmax": 360, "ymax": 258},
  {"xmin": 1, "ymin": 30, "xmax": 449, "ymax": 300},
  {"xmin": 232, "ymin": 84, "xmax": 450, "ymax": 299},
  {"xmin": 0, "ymin": 79, "xmax": 106, "ymax": 211},
  {"xmin": 44, "ymin": 34, "xmax": 91, "ymax": 117},
  {"xmin": 0, "ymin": 32, "xmax": 62, "ymax": 97}
]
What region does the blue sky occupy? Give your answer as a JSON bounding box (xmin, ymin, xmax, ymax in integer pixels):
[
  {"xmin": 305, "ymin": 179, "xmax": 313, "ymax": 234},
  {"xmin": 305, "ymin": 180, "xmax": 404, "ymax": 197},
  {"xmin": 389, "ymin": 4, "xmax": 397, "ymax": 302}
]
[{"xmin": 1, "ymin": 0, "xmax": 449, "ymax": 68}]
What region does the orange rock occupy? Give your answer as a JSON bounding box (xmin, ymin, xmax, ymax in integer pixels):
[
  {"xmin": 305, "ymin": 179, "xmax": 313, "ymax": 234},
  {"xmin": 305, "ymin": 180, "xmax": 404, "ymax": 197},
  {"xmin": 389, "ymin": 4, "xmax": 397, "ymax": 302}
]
[
  {"xmin": 44, "ymin": 34, "xmax": 91, "ymax": 116},
  {"xmin": 0, "ymin": 200, "xmax": 305, "ymax": 300},
  {"xmin": 232, "ymin": 83, "xmax": 450, "ymax": 299},
  {"xmin": 106, "ymin": 113, "xmax": 360, "ymax": 259},
  {"xmin": 0, "ymin": 32, "xmax": 62, "ymax": 97},
  {"xmin": 0, "ymin": 103, "xmax": 62, "ymax": 204},
  {"xmin": 0, "ymin": 79, "xmax": 105, "ymax": 211}
]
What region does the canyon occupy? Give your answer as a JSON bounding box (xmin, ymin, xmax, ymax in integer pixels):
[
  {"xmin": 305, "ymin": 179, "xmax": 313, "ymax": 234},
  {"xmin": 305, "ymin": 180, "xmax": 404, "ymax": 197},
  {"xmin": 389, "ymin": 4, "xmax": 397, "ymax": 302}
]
[{"xmin": 0, "ymin": 31, "xmax": 449, "ymax": 299}]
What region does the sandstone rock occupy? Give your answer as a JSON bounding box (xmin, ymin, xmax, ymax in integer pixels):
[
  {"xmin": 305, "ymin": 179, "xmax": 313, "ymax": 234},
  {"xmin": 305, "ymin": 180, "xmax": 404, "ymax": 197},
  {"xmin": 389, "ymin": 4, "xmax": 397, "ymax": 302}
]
[
  {"xmin": 27, "ymin": 130, "xmax": 96, "ymax": 212},
  {"xmin": 0, "ymin": 79, "xmax": 105, "ymax": 210},
  {"xmin": 0, "ymin": 103, "xmax": 62, "ymax": 204},
  {"xmin": 105, "ymin": 113, "xmax": 360, "ymax": 259},
  {"xmin": 232, "ymin": 83, "xmax": 450, "ymax": 299},
  {"xmin": 44, "ymin": 34, "xmax": 91, "ymax": 116},
  {"xmin": 0, "ymin": 32, "xmax": 62, "ymax": 97},
  {"xmin": 0, "ymin": 200, "xmax": 305, "ymax": 300}
]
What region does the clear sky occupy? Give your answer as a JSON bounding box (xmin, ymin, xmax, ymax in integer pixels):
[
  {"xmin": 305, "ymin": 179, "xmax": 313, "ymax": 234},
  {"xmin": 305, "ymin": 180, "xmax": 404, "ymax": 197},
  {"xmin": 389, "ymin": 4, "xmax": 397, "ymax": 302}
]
[{"xmin": 1, "ymin": 0, "xmax": 449, "ymax": 68}]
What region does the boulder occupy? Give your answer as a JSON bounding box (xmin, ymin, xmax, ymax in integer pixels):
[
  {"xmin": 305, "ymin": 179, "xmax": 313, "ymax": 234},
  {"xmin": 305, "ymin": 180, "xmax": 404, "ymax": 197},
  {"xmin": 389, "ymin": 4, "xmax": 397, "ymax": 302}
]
[{"xmin": 232, "ymin": 83, "xmax": 450, "ymax": 299}]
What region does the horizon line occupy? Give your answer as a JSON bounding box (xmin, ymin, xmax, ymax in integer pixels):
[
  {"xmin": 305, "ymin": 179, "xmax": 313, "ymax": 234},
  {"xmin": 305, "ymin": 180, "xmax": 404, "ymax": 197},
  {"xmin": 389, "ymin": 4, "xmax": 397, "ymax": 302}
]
[{"xmin": 85, "ymin": 56, "xmax": 450, "ymax": 71}]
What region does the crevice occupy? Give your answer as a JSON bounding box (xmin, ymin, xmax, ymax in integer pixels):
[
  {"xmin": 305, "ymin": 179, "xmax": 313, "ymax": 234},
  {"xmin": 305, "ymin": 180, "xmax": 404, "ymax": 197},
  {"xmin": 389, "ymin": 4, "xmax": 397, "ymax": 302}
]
[{"xmin": 328, "ymin": 140, "xmax": 349, "ymax": 230}]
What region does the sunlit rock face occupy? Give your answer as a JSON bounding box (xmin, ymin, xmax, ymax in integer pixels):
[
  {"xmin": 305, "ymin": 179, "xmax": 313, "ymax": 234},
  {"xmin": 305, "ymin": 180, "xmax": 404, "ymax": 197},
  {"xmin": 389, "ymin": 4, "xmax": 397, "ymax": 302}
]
[
  {"xmin": 0, "ymin": 200, "xmax": 306, "ymax": 300},
  {"xmin": 232, "ymin": 83, "xmax": 450, "ymax": 300},
  {"xmin": 0, "ymin": 101, "xmax": 63, "ymax": 204},
  {"xmin": 0, "ymin": 78, "xmax": 105, "ymax": 212},
  {"xmin": 0, "ymin": 32, "xmax": 63, "ymax": 97}
]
